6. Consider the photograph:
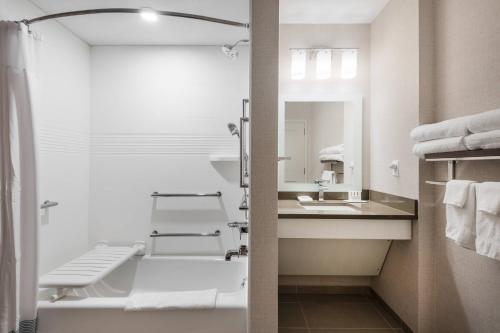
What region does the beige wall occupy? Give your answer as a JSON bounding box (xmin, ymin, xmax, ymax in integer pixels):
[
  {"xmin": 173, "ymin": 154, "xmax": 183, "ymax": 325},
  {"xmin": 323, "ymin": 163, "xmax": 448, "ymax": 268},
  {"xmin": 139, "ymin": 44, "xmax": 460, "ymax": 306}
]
[
  {"xmin": 370, "ymin": 0, "xmax": 420, "ymax": 200},
  {"xmin": 249, "ymin": 0, "xmax": 279, "ymax": 332},
  {"xmin": 369, "ymin": 0, "xmax": 420, "ymax": 331},
  {"xmin": 279, "ymin": 24, "xmax": 371, "ymax": 188},
  {"xmin": 432, "ymin": 0, "xmax": 500, "ymax": 332}
]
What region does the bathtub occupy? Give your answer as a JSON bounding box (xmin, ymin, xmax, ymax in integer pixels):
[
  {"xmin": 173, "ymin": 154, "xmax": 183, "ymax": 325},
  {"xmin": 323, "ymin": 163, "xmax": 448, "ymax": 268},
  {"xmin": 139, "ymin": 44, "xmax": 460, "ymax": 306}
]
[{"xmin": 38, "ymin": 256, "xmax": 247, "ymax": 333}]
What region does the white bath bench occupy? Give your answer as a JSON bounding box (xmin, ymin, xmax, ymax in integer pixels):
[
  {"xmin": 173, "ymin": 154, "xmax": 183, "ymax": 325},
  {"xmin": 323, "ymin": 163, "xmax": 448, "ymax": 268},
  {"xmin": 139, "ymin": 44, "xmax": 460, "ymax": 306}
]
[{"xmin": 40, "ymin": 241, "xmax": 145, "ymax": 301}]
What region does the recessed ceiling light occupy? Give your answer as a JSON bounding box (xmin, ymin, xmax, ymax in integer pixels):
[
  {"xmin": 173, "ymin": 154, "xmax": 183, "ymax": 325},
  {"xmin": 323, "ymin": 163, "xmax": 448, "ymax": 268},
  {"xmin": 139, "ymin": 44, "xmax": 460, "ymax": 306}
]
[{"xmin": 140, "ymin": 7, "xmax": 159, "ymax": 22}]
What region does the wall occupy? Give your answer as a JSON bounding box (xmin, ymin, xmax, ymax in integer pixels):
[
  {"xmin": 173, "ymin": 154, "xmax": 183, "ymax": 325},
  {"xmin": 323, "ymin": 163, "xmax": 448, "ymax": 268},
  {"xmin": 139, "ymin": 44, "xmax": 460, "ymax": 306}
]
[
  {"xmin": 249, "ymin": 0, "xmax": 279, "ymax": 331},
  {"xmin": 89, "ymin": 46, "xmax": 249, "ymax": 254},
  {"xmin": 369, "ymin": 0, "xmax": 420, "ymax": 331},
  {"xmin": 3, "ymin": 0, "xmax": 91, "ymax": 275},
  {"xmin": 279, "ymin": 24, "xmax": 371, "ymax": 188},
  {"xmin": 432, "ymin": 0, "xmax": 500, "ymax": 332},
  {"xmin": 370, "ymin": 1, "xmax": 420, "ymax": 200}
]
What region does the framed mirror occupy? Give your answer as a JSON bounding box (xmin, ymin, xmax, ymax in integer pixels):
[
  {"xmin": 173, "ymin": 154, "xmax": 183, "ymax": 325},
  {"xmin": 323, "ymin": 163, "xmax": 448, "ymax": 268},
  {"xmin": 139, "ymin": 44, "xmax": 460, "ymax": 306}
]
[{"xmin": 278, "ymin": 95, "xmax": 363, "ymax": 192}]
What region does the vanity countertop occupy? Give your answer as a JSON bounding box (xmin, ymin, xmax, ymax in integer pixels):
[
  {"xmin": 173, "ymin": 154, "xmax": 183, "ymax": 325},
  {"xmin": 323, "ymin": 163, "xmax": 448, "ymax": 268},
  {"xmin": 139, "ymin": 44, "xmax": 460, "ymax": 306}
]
[{"xmin": 278, "ymin": 200, "xmax": 416, "ymax": 220}]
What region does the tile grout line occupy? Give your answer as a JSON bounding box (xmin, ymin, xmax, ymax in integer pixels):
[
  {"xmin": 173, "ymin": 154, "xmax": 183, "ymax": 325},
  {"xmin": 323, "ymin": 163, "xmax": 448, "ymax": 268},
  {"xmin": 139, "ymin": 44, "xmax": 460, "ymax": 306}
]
[{"xmin": 297, "ymin": 300, "xmax": 311, "ymax": 333}]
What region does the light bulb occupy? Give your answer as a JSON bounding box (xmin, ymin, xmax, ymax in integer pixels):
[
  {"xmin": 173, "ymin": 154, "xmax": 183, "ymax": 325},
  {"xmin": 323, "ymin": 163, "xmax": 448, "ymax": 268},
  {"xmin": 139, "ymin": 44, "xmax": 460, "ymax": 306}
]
[
  {"xmin": 140, "ymin": 7, "xmax": 159, "ymax": 22},
  {"xmin": 291, "ymin": 49, "xmax": 306, "ymax": 80},
  {"xmin": 341, "ymin": 49, "xmax": 358, "ymax": 80},
  {"xmin": 315, "ymin": 49, "xmax": 332, "ymax": 80}
]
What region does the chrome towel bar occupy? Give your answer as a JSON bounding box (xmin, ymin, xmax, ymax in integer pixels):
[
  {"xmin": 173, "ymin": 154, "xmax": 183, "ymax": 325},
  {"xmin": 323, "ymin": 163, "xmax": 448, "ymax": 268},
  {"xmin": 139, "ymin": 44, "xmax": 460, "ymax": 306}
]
[
  {"xmin": 40, "ymin": 200, "xmax": 58, "ymax": 209},
  {"xmin": 150, "ymin": 230, "xmax": 221, "ymax": 237},
  {"xmin": 151, "ymin": 191, "xmax": 222, "ymax": 198}
]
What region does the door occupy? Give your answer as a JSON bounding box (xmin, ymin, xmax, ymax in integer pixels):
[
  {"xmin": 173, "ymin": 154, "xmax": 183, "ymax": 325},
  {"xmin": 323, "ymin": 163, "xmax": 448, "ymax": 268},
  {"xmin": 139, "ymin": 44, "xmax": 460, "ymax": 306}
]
[{"xmin": 284, "ymin": 120, "xmax": 307, "ymax": 182}]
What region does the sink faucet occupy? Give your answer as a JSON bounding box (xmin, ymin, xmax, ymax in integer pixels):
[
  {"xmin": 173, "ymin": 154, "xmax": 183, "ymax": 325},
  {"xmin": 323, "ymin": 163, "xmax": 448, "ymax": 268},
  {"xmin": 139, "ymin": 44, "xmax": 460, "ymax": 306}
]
[
  {"xmin": 225, "ymin": 245, "xmax": 248, "ymax": 261},
  {"xmin": 313, "ymin": 179, "xmax": 328, "ymax": 201}
]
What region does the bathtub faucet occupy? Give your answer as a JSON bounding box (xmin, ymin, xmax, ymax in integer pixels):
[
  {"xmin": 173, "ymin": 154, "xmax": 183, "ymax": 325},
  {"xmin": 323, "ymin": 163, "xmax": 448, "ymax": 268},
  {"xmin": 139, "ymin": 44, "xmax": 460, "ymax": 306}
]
[{"xmin": 225, "ymin": 245, "xmax": 248, "ymax": 261}]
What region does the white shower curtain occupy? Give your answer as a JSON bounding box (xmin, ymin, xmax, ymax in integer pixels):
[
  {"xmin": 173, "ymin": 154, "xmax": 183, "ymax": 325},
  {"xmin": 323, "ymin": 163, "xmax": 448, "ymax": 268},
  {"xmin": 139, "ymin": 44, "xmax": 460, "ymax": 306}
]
[{"xmin": 0, "ymin": 22, "xmax": 39, "ymax": 333}]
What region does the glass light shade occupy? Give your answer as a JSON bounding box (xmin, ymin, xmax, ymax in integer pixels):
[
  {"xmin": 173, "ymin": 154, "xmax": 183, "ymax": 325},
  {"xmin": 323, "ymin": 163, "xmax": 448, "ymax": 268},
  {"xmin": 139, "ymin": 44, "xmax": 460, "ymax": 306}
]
[
  {"xmin": 315, "ymin": 49, "xmax": 332, "ymax": 80},
  {"xmin": 341, "ymin": 49, "xmax": 358, "ymax": 79},
  {"xmin": 291, "ymin": 49, "xmax": 307, "ymax": 80}
]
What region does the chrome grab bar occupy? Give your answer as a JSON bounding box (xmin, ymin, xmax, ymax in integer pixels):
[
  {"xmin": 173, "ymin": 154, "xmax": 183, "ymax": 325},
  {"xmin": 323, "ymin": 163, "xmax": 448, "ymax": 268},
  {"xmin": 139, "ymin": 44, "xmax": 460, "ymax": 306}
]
[
  {"xmin": 40, "ymin": 200, "xmax": 58, "ymax": 209},
  {"xmin": 151, "ymin": 191, "xmax": 222, "ymax": 198},
  {"xmin": 150, "ymin": 230, "xmax": 221, "ymax": 237},
  {"xmin": 240, "ymin": 99, "xmax": 249, "ymax": 188}
]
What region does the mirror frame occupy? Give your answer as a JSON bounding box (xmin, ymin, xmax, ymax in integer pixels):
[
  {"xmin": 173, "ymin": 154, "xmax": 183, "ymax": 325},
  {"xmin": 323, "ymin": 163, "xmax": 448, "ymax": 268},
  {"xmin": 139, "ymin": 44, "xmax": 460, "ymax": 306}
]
[{"xmin": 278, "ymin": 94, "xmax": 363, "ymax": 192}]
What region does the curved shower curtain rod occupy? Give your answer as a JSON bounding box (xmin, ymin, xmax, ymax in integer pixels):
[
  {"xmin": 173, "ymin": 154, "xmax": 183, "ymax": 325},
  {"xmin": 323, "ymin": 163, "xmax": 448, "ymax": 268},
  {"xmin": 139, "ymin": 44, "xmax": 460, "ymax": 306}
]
[{"xmin": 19, "ymin": 8, "xmax": 250, "ymax": 29}]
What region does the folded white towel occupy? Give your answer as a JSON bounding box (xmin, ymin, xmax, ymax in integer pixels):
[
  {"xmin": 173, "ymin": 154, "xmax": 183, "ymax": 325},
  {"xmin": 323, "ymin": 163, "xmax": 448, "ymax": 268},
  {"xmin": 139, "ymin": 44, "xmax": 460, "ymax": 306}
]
[
  {"xmin": 412, "ymin": 136, "xmax": 467, "ymax": 158},
  {"xmin": 319, "ymin": 153, "xmax": 344, "ymax": 162},
  {"xmin": 410, "ymin": 117, "xmax": 470, "ymax": 142},
  {"xmin": 124, "ymin": 289, "xmax": 217, "ymax": 311},
  {"xmin": 444, "ymin": 180, "xmax": 477, "ymax": 250},
  {"xmin": 319, "ymin": 144, "xmax": 344, "ymax": 155},
  {"xmin": 321, "ymin": 170, "xmax": 336, "ymax": 184},
  {"xmin": 464, "ymin": 129, "xmax": 500, "ymax": 150},
  {"xmin": 297, "ymin": 195, "xmax": 313, "ymax": 203},
  {"xmin": 475, "ymin": 182, "xmax": 500, "ymax": 260},
  {"xmin": 467, "ymin": 108, "xmax": 500, "ymax": 134}
]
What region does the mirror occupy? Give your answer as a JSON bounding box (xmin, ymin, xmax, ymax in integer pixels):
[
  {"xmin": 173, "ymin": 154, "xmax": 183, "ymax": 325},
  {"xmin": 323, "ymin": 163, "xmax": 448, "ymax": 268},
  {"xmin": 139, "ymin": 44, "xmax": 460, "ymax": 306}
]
[{"xmin": 278, "ymin": 95, "xmax": 362, "ymax": 192}]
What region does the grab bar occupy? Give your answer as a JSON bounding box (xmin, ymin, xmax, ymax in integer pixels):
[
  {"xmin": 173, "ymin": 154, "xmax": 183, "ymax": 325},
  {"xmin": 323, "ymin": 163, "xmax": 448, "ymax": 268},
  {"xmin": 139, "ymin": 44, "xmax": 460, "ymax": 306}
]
[
  {"xmin": 151, "ymin": 191, "xmax": 222, "ymax": 198},
  {"xmin": 150, "ymin": 230, "xmax": 221, "ymax": 237},
  {"xmin": 40, "ymin": 200, "xmax": 58, "ymax": 209}
]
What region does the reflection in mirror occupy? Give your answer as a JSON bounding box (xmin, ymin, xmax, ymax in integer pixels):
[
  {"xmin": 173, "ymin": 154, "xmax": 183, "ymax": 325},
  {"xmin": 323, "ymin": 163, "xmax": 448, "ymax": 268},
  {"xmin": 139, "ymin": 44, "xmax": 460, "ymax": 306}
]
[
  {"xmin": 278, "ymin": 96, "xmax": 362, "ymax": 192},
  {"xmin": 284, "ymin": 102, "xmax": 345, "ymax": 184}
]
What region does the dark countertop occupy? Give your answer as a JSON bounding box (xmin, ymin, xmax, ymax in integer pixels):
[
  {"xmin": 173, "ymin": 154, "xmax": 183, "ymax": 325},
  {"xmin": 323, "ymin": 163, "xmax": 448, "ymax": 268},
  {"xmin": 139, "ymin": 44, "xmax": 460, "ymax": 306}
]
[{"xmin": 278, "ymin": 200, "xmax": 416, "ymax": 220}]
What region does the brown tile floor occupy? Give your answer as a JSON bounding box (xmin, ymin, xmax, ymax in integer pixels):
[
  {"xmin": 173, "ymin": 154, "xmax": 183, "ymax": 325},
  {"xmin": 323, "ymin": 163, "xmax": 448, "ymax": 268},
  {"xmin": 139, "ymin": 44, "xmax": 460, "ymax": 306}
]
[{"xmin": 279, "ymin": 293, "xmax": 404, "ymax": 333}]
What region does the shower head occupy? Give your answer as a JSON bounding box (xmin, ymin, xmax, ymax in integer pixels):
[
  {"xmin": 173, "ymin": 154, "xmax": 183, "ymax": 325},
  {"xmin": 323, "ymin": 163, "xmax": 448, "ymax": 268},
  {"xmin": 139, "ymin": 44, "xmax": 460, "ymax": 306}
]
[
  {"xmin": 227, "ymin": 123, "xmax": 240, "ymax": 137},
  {"xmin": 221, "ymin": 39, "xmax": 249, "ymax": 59}
]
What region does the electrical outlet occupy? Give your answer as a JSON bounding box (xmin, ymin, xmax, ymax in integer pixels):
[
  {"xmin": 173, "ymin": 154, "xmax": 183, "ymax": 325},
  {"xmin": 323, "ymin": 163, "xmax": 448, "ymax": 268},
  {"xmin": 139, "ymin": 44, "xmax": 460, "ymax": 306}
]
[
  {"xmin": 348, "ymin": 191, "xmax": 362, "ymax": 201},
  {"xmin": 389, "ymin": 160, "xmax": 400, "ymax": 177}
]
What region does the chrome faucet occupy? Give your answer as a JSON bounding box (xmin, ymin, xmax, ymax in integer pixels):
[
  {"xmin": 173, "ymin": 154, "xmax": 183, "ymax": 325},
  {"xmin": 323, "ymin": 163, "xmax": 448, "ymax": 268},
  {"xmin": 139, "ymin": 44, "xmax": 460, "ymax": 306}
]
[
  {"xmin": 313, "ymin": 179, "xmax": 328, "ymax": 201},
  {"xmin": 225, "ymin": 245, "xmax": 248, "ymax": 261}
]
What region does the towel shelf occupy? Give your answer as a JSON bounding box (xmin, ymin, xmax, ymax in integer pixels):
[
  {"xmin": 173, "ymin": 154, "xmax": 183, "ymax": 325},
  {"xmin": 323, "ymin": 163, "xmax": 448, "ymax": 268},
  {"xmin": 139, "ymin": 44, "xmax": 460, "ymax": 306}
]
[
  {"xmin": 151, "ymin": 191, "xmax": 222, "ymax": 198},
  {"xmin": 425, "ymin": 148, "xmax": 500, "ymax": 186}
]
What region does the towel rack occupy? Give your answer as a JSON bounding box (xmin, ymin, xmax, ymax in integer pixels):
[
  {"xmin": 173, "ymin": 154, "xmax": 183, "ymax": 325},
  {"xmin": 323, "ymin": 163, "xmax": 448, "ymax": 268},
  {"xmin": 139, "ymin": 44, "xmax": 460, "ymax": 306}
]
[
  {"xmin": 151, "ymin": 191, "xmax": 222, "ymax": 198},
  {"xmin": 150, "ymin": 230, "xmax": 221, "ymax": 237},
  {"xmin": 425, "ymin": 148, "xmax": 500, "ymax": 186}
]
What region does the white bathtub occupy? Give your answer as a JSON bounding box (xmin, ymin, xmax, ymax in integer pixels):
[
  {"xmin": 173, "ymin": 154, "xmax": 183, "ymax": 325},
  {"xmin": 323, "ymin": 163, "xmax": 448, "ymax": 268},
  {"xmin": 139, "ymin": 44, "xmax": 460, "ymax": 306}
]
[{"xmin": 38, "ymin": 256, "xmax": 247, "ymax": 333}]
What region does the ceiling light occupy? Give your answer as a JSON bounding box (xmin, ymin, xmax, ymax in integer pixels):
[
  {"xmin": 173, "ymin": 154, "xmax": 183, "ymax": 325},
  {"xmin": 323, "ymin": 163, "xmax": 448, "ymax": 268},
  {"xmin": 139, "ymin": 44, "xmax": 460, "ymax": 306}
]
[
  {"xmin": 315, "ymin": 49, "xmax": 332, "ymax": 80},
  {"xmin": 140, "ymin": 7, "xmax": 159, "ymax": 22},
  {"xmin": 341, "ymin": 49, "xmax": 358, "ymax": 80},
  {"xmin": 291, "ymin": 49, "xmax": 306, "ymax": 80}
]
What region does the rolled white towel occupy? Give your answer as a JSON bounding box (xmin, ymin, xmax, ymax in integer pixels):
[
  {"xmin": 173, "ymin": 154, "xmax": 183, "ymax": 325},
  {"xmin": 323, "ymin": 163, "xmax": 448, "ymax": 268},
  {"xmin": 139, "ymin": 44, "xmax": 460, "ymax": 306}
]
[
  {"xmin": 125, "ymin": 289, "xmax": 217, "ymax": 311},
  {"xmin": 319, "ymin": 144, "xmax": 344, "ymax": 155},
  {"xmin": 444, "ymin": 180, "xmax": 477, "ymax": 250},
  {"xmin": 464, "ymin": 129, "xmax": 500, "ymax": 150},
  {"xmin": 410, "ymin": 117, "xmax": 470, "ymax": 142},
  {"xmin": 467, "ymin": 108, "xmax": 500, "ymax": 134},
  {"xmin": 475, "ymin": 182, "xmax": 500, "ymax": 261},
  {"xmin": 412, "ymin": 136, "xmax": 467, "ymax": 158}
]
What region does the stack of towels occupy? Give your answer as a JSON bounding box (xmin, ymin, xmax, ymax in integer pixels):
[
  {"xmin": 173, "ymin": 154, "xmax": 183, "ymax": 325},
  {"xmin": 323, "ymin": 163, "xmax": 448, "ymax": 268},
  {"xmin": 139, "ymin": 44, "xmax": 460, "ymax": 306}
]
[
  {"xmin": 319, "ymin": 144, "xmax": 344, "ymax": 162},
  {"xmin": 444, "ymin": 180, "xmax": 500, "ymax": 261},
  {"xmin": 411, "ymin": 108, "xmax": 500, "ymax": 157}
]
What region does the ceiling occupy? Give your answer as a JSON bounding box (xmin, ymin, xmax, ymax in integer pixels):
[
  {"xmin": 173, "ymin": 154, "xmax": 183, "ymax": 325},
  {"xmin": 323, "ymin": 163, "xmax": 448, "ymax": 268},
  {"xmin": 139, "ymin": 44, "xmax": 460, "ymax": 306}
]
[
  {"xmin": 28, "ymin": 0, "xmax": 250, "ymax": 45},
  {"xmin": 280, "ymin": 0, "xmax": 391, "ymax": 24},
  {"xmin": 28, "ymin": 0, "xmax": 390, "ymax": 45}
]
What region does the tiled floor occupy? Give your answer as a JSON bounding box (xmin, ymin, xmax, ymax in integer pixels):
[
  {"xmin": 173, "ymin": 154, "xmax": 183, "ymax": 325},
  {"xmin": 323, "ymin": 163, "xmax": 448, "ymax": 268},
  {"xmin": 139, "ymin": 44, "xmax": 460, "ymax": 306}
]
[{"xmin": 279, "ymin": 293, "xmax": 404, "ymax": 333}]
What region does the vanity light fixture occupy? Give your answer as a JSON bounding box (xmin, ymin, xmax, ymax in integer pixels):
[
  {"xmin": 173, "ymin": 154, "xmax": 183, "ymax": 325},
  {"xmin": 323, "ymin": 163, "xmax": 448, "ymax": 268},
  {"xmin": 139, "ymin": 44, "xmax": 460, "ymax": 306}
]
[
  {"xmin": 315, "ymin": 49, "xmax": 332, "ymax": 80},
  {"xmin": 341, "ymin": 49, "xmax": 358, "ymax": 79},
  {"xmin": 291, "ymin": 49, "xmax": 307, "ymax": 80},
  {"xmin": 140, "ymin": 7, "xmax": 159, "ymax": 22}
]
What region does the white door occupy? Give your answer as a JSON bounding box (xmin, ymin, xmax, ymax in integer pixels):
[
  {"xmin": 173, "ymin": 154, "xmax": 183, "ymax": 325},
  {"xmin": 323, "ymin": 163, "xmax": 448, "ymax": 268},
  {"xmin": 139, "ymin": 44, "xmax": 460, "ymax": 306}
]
[{"xmin": 284, "ymin": 120, "xmax": 307, "ymax": 182}]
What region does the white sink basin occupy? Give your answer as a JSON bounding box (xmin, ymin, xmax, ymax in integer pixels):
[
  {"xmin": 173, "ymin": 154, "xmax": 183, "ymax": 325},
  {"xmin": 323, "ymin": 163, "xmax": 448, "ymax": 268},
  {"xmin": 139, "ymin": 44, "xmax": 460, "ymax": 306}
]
[{"xmin": 302, "ymin": 205, "xmax": 358, "ymax": 212}]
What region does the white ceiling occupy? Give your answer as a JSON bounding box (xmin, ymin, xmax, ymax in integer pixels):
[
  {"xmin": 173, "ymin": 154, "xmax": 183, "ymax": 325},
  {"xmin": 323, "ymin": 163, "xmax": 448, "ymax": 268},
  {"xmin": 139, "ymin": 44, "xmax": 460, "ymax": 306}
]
[
  {"xmin": 28, "ymin": 0, "xmax": 250, "ymax": 45},
  {"xmin": 280, "ymin": 0, "xmax": 391, "ymax": 24}
]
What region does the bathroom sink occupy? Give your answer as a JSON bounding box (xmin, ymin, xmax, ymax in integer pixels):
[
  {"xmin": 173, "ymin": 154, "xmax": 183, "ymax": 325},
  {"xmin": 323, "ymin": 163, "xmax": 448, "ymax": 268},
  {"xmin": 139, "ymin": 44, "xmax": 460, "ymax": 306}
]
[{"xmin": 300, "ymin": 202, "xmax": 359, "ymax": 212}]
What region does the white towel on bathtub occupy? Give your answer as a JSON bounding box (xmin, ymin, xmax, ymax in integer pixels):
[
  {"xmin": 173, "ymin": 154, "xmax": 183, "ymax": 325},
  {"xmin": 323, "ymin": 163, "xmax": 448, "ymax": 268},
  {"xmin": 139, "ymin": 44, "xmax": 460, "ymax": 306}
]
[{"xmin": 124, "ymin": 289, "xmax": 217, "ymax": 311}]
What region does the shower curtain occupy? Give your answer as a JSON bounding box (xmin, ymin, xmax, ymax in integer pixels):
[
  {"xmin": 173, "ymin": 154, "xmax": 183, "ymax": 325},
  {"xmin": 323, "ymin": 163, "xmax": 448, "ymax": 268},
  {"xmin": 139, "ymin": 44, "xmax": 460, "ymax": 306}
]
[{"xmin": 0, "ymin": 22, "xmax": 39, "ymax": 333}]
